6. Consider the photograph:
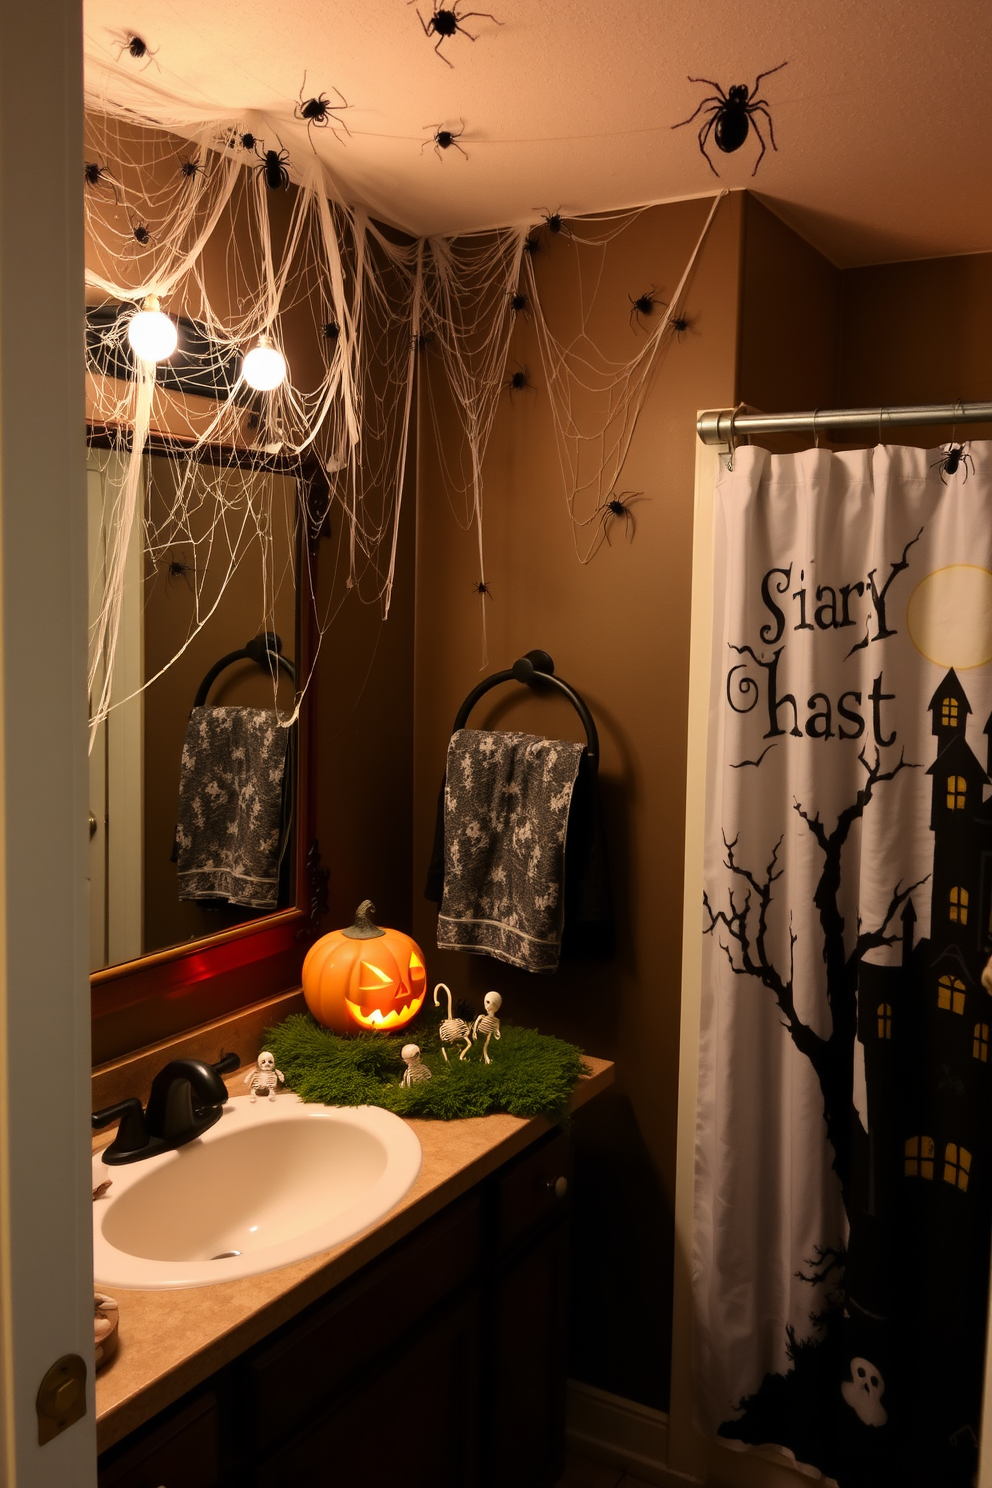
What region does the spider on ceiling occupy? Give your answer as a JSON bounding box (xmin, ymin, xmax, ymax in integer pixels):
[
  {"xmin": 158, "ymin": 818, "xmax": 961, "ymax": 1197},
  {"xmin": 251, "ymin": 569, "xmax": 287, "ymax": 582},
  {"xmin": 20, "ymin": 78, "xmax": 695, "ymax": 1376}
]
[
  {"xmin": 672, "ymin": 61, "xmax": 787, "ymax": 177},
  {"xmin": 114, "ymin": 32, "xmax": 158, "ymax": 66},
  {"xmin": 596, "ymin": 491, "xmax": 643, "ymax": 544},
  {"xmin": 423, "ymin": 121, "xmax": 468, "ymax": 160},
  {"xmin": 294, "ymin": 74, "xmax": 351, "ymax": 142},
  {"xmin": 84, "ymin": 161, "xmax": 120, "ymax": 204},
  {"xmin": 535, "ymin": 207, "xmax": 570, "ymax": 239},
  {"xmin": 409, "ymin": 0, "xmax": 503, "ymax": 68},
  {"xmin": 629, "ymin": 287, "xmax": 665, "ymax": 331}
]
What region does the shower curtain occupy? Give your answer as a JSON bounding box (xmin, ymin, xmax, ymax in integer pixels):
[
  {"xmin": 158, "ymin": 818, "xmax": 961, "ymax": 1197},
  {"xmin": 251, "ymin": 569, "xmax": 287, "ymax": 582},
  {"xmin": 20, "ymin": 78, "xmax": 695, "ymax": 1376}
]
[{"xmin": 695, "ymin": 441, "xmax": 992, "ymax": 1488}]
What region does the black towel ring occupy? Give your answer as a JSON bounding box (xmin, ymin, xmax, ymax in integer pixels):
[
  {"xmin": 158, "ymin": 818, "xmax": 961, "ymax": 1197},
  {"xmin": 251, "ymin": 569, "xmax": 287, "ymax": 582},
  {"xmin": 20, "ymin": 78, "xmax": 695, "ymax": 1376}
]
[
  {"xmin": 451, "ymin": 649, "xmax": 599, "ymax": 771},
  {"xmin": 193, "ymin": 631, "xmax": 296, "ymax": 708}
]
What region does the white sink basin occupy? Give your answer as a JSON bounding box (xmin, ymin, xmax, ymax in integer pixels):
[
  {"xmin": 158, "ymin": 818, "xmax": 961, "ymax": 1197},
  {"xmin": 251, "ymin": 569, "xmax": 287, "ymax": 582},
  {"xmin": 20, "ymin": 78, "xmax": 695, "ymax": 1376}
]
[{"xmin": 92, "ymin": 1095, "xmax": 422, "ymax": 1290}]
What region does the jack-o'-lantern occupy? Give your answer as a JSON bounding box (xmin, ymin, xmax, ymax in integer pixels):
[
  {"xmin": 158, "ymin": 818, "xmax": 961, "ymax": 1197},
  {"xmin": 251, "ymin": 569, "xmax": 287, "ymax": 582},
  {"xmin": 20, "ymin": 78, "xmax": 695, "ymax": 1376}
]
[{"xmin": 302, "ymin": 900, "xmax": 427, "ymax": 1035}]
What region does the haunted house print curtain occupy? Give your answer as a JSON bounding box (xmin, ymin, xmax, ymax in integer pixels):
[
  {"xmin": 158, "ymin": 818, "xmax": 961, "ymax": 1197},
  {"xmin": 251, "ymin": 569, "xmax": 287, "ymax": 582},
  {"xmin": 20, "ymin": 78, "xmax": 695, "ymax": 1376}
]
[{"xmin": 695, "ymin": 441, "xmax": 992, "ymax": 1488}]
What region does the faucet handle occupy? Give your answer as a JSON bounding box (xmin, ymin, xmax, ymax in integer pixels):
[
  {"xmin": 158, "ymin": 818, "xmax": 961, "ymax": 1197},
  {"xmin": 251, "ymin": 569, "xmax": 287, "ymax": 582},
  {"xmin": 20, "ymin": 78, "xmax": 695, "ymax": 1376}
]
[{"xmin": 92, "ymin": 1098, "xmax": 148, "ymax": 1162}]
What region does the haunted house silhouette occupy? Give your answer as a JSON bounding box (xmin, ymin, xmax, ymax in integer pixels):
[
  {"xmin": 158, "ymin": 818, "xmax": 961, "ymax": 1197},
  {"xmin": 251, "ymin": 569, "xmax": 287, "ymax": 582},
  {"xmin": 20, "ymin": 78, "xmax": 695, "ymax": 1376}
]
[{"xmin": 852, "ymin": 667, "xmax": 992, "ymax": 1457}]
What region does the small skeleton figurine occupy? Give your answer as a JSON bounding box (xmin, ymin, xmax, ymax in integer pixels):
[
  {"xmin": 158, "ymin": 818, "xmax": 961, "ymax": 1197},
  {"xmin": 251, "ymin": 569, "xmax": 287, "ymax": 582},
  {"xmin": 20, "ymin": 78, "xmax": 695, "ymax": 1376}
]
[
  {"xmin": 982, "ymin": 953, "xmax": 992, "ymax": 997},
  {"xmin": 434, "ymin": 982, "xmax": 473, "ymax": 1062},
  {"xmin": 400, "ymin": 1044, "xmax": 432, "ymax": 1088},
  {"xmin": 244, "ymin": 1051, "xmax": 284, "ymax": 1102},
  {"xmin": 473, "ymin": 991, "xmax": 502, "ymax": 1065},
  {"xmin": 94, "ymin": 1293, "xmax": 119, "ymax": 1368}
]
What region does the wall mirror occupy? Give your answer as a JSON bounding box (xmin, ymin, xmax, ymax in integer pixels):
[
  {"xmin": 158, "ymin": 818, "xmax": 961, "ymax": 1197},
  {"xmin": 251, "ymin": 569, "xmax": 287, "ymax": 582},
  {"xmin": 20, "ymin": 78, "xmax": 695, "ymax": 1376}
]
[{"xmin": 88, "ymin": 432, "xmax": 322, "ymax": 1063}]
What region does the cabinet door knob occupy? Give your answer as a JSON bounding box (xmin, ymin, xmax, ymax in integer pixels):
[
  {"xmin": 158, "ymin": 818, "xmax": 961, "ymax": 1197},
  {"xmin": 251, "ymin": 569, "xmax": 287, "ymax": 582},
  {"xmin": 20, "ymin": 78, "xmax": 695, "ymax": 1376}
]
[{"xmin": 545, "ymin": 1175, "xmax": 568, "ymax": 1199}]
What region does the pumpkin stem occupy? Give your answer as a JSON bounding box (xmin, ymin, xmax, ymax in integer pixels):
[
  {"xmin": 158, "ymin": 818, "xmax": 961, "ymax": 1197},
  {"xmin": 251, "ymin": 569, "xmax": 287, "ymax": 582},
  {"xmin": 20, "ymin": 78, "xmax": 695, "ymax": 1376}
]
[{"xmin": 342, "ymin": 899, "xmax": 387, "ymax": 940}]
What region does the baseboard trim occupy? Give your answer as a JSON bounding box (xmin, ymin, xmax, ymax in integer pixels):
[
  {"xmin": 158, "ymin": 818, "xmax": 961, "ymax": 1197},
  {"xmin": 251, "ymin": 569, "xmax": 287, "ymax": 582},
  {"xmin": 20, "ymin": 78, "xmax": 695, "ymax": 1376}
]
[{"xmin": 565, "ymin": 1379, "xmax": 700, "ymax": 1486}]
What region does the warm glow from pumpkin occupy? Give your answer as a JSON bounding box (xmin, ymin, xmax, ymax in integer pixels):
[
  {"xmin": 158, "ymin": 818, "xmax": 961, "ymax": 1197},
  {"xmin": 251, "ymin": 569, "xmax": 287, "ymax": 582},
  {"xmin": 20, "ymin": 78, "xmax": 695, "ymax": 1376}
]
[{"xmin": 344, "ymin": 996, "xmax": 425, "ymax": 1030}]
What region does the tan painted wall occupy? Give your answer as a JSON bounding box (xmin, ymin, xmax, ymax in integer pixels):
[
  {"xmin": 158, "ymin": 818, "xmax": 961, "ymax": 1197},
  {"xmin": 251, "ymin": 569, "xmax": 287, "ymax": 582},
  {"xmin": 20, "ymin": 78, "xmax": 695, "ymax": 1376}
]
[{"xmin": 412, "ymin": 193, "xmax": 744, "ymax": 1406}]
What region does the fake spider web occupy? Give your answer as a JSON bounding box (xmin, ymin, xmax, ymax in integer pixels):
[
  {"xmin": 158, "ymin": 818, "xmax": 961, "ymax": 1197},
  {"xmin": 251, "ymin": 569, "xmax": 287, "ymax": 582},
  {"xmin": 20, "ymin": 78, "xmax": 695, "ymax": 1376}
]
[{"xmin": 83, "ymin": 52, "xmax": 728, "ymax": 710}]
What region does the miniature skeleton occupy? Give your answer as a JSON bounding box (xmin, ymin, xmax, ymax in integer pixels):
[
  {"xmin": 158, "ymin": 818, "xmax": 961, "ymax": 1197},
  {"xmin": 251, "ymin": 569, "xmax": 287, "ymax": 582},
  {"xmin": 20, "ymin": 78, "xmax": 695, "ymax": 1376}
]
[
  {"xmin": 434, "ymin": 982, "xmax": 473, "ymax": 1062},
  {"xmin": 400, "ymin": 1043, "xmax": 432, "ymax": 1087},
  {"xmin": 841, "ymin": 1357, "xmax": 887, "ymax": 1427},
  {"xmin": 982, "ymin": 952, "xmax": 992, "ymax": 997},
  {"xmin": 473, "ymin": 991, "xmax": 502, "ymax": 1065},
  {"xmin": 244, "ymin": 1050, "xmax": 284, "ymax": 1102}
]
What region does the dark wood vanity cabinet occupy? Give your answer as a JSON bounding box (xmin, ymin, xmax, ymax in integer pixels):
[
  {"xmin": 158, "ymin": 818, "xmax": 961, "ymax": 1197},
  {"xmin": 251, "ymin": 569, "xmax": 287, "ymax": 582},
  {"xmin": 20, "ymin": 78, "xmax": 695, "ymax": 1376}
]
[{"xmin": 97, "ymin": 1128, "xmax": 572, "ymax": 1488}]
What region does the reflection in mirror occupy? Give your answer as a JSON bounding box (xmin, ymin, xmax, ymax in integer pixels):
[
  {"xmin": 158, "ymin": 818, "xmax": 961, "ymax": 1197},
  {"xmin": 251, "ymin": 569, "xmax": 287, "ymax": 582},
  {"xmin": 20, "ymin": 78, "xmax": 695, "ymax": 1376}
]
[{"xmin": 87, "ymin": 443, "xmax": 300, "ymax": 972}]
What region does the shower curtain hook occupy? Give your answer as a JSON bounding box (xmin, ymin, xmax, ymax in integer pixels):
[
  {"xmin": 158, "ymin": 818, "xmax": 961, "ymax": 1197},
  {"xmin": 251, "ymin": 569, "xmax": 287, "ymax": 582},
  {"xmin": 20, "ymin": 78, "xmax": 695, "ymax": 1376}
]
[
  {"xmin": 877, "ymin": 406, "xmax": 884, "ymax": 448},
  {"xmin": 812, "ymin": 407, "xmax": 821, "ymax": 449},
  {"xmin": 727, "ymin": 402, "xmax": 745, "ymax": 471}
]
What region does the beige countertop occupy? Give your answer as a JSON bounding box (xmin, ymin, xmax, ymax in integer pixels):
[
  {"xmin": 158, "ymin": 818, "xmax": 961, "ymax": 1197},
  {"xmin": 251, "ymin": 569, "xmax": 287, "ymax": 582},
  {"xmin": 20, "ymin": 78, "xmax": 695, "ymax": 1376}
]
[{"xmin": 94, "ymin": 1055, "xmax": 614, "ymax": 1455}]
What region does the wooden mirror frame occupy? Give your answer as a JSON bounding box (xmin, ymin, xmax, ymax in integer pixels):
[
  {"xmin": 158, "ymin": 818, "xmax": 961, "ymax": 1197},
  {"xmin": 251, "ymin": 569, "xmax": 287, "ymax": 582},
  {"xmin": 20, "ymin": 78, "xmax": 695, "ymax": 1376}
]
[{"xmin": 88, "ymin": 426, "xmax": 328, "ymax": 1066}]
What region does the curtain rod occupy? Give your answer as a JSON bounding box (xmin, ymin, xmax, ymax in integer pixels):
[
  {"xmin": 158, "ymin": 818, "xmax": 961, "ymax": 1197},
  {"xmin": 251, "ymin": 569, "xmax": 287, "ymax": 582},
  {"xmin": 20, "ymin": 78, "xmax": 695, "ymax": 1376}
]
[{"xmin": 697, "ymin": 401, "xmax": 992, "ymax": 447}]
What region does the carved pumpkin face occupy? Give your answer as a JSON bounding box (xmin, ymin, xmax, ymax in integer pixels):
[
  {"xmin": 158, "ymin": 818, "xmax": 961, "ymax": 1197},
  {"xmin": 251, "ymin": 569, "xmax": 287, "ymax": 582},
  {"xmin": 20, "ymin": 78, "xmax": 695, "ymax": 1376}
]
[{"xmin": 302, "ymin": 900, "xmax": 427, "ymax": 1035}]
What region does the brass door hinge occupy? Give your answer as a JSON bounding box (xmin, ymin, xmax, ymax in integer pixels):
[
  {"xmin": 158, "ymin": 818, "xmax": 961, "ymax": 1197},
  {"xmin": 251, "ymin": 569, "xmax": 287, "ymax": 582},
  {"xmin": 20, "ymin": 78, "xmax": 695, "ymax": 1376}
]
[{"xmin": 36, "ymin": 1353, "xmax": 87, "ymax": 1444}]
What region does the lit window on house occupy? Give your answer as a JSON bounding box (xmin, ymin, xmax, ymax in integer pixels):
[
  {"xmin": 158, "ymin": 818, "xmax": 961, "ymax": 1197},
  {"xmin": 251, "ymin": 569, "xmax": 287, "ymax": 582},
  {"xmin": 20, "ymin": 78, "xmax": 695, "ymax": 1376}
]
[
  {"xmin": 973, "ymin": 1024, "xmax": 989, "ymax": 1061},
  {"xmin": 942, "ymin": 697, "xmax": 959, "ymax": 728},
  {"xmin": 938, "ymin": 975, "xmax": 966, "ymax": 1014},
  {"xmin": 950, "ymin": 887, "xmax": 969, "ymax": 924},
  {"xmin": 877, "ymin": 1003, "xmax": 892, "ymax": 1039},
  {"xmin": 943, "ymin": 1143, "xmax": 972, "ymax": 1192},
  {"xmin": 947, "ymin": 775, "xmax": 967, "ymax": 810},
  {"xmin": 905, "ymin": 1136, "xmax": 934, "ymax": 1179}
]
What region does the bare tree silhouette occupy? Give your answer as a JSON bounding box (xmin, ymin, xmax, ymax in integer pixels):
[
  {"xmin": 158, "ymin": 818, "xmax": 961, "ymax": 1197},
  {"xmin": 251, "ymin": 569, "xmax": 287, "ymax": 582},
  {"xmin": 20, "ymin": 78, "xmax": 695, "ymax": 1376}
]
[{"xmin": 703, "ymin": 747, "xmax": 926, "ymax": 1215}]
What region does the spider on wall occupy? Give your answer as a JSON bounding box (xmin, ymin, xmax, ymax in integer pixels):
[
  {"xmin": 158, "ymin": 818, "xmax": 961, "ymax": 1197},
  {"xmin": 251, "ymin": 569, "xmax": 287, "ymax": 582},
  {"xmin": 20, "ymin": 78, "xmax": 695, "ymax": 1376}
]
[
  {"xmin": 672, "ymin": 61, "xmax": 787, "ymax": 177},
  {"xmin": 409, "ymin": 0, "xmax": 503, "ymax": 68},
  {"xmin": 505, "ymin": 365, "xmax": 533, "ymax": 396},
  {"xmin": 255, "ymin": 145, "xmax": 292, "ymax": 190},
  {"xmin": 178, "ymin": 153, "xmax": 206, "ymax": 182},
  {"xmin": 423, "ymin": 121, "xmax": 468, "ymax": 160},
  {"xmin": 629, "ymin": 287, "xmax": 665, "ymax": 331},
  {"xmin": 161, "ymin": 551, "xmax": 195, "ymax": 592},
  {"xmin": 596, "ymin": 491, "xmax": 643, "ymax": 544},
  {"xmin": 471, "ymin": 580, "xmax": 493, "ymax": 598},
  {"xmin": 670, "ymin": 311, "xmax": 691, "ymax": 341},
  {"xmin": 130, "ymin": 220, "xmax": 152, "ymax": 246},
  {"xmin": 509, "ymin": 290, "xmax": 529, "ymax": 317},
  {"xmin": 295, "ymin": 75, "xmax": 351, "ymax": 142},
  {"xmin": 84, "ymin": 161, "xmax": 120, "ymax": 204}
]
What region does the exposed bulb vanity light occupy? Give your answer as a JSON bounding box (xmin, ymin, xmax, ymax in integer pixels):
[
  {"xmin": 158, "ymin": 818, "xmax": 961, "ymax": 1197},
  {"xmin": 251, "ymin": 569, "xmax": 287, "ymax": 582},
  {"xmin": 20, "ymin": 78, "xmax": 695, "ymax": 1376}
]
[
  {"xmin": 127, "ymin": 295, "xmax": 177, "ymax": 363},
  {"xmin": 242, "ymin": 334, "xmax": 287, "ymax": 392}
]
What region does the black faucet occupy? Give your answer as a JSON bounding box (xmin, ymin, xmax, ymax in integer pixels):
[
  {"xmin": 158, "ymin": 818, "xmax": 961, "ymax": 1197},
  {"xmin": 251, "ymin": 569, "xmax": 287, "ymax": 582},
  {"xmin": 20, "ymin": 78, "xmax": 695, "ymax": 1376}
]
[{"xmin": 92, "ymin": 1053, "xmax": 240, "ymax": 1166}]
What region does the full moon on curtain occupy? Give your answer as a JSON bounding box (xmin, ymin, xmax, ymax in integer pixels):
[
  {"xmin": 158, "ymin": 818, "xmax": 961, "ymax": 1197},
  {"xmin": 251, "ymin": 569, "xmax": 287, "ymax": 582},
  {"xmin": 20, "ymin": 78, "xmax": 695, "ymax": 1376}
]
[{"xmin": 695, "ymin": 441, "xmax": 992, "ymax": 1488}]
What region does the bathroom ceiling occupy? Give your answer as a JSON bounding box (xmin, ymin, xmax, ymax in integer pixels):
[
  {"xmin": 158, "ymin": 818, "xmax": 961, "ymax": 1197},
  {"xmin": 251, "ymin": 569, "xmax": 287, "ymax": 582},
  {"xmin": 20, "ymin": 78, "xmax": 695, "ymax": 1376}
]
[{"xmin": 83, "ymin": 0, "xmax": 992, "ymax": 267}]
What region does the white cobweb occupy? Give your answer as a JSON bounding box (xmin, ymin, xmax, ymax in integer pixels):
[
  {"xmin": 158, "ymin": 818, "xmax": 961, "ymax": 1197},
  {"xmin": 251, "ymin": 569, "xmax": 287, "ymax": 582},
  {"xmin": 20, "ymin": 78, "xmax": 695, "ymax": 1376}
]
[{"xmin": 83, "ymin": 57, "xmax": 727, "ymax": 716}]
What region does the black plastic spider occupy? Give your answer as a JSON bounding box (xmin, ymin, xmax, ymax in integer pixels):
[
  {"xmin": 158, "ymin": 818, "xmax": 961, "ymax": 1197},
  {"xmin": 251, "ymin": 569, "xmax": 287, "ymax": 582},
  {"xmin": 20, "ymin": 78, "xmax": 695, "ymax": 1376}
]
[
  {"xmin": 597, "ymin": 491, "xmax": 642, "ymax": 544},
  {"xmin": 162, "ymin": 552, "xmax": 194, "ymax": 591},
  {"xmin": 536, "ymin": 207, "xmax": 570, "ymax": 239},
  {"xmin": 255, "ymin": 146, "xmax": 291, "ymax": 190},
  {"xmin": 178, "ymin": 153, "xmax": 206, "ymax": 181},
  {"xmin": 238, "ymin": 131, "xmax": 261, "ymax": 152},
  {"xmin": 509, "ymin": 290, "xmax": 529, "ymax": 317},
  {"xmin": 670, "ymin": 311, "xmax": 691, "ymax": 341},
  {"xmin": 629, "ymin": 287, "xmax": 665, "ymax": 330},
  {"xmin": 422, "ymin": 121, "xmax": 467, "ymax": 160},
  {"xmin": 471, "ymin": 580, "xmax": 493, "ymax": 598},
  {"xmin": 672, "ymin": 61, "xmax": 787, "ymax": 177},
  {"xmin": 322, "ymin": 321, "xmax": 341, "ymax": 342},
  {"xmin": 506, "ymin": 366, "xmax": 532, "ymax": 395},
  {"xmin": 411, "ymin": 331, "xmax": 435, "ymax": 354},
  {"xmin": 131, "ymin": 221, "xmax": 151, "ymax": 246},
  {"xmin": 294, "ymin": 76, "xmax": 351, "ymax": 140},
  {"xmin": 522, "ymin": 234, "xmax": 540, "ymax": 256},
  {"xmin": 932, "ymin": 443, "xmax": 976, "ymax": 484},
  {"xmin": 116, "ymin": 32, "xmax": 158, "ymax": 64},
  {"xmin": 84, "ymin": 161, "xmax": 120, "ymax": 203},
  {"xmin": 409, "ymin": 0, "xmax": 503, "ymax": 68}
]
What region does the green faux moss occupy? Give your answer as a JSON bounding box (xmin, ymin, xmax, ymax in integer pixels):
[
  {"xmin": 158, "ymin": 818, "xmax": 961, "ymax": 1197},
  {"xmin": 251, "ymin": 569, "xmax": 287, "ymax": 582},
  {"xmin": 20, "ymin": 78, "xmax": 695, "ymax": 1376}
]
[{"xmin": 263, "ymin": 1012, "xmax": 589, "ymax": 1122}]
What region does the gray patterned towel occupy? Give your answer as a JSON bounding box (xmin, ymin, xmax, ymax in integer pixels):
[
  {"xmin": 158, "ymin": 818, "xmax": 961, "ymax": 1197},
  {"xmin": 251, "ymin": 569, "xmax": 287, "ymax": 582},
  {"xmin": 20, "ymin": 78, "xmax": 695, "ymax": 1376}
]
[
  {"xmin": 175, "ymin": 707, "xmax": 290, "ymax": 909},
  {"xmin": 437, "ymin": 729, "xmax": 584, "ymax": 972}
]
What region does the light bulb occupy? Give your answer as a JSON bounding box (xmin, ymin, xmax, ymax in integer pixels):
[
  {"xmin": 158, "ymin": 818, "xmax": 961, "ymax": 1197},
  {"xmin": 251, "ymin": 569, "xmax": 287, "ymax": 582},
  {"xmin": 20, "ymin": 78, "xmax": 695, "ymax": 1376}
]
[
  {"xmin": 243, "ymin": 335, "xmax": 287, "ymax": 392},
  {"xmin": 127, "ymin": 296, "xmax": 177, "ymax": 363}
]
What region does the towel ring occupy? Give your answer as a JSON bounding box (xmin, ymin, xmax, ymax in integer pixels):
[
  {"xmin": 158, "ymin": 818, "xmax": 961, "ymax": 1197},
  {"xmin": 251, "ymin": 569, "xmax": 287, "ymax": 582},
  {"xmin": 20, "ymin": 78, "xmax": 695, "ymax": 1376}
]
[
  {"xmin": 451, "ymin": 649, "xmax": 599, "ymax": 771},
  {"xmin": 193, "ymin": 631, "xmax": 296, "ymax": 708}
]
